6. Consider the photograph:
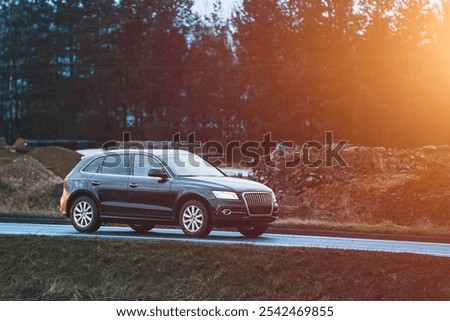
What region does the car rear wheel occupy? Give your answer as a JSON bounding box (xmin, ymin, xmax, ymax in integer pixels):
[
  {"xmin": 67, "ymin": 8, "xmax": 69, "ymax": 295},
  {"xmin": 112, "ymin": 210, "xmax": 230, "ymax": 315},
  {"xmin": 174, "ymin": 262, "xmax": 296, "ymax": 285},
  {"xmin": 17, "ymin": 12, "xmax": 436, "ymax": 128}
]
[
  {"xmin": 179, "ymin": 200, "xmax": 212, "ymax": 237},
  {"xmin": 129, "ymin": 223, "xmax": 155, "ymax": 234},
  {"xmin": 237, "ymin": 226, "xmax": 267, "ymax": 238},
  {"xmin": 70, "ymin": 196, "xmax": 101, "ymax": 233}
]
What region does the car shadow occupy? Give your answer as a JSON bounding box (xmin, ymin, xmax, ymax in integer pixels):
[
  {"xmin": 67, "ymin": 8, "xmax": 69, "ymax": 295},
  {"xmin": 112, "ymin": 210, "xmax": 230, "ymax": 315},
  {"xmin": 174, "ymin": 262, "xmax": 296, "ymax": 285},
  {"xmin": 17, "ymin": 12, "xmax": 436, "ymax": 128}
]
[{"xmin": 95, "ymin": 228, "xmax": 270, "ymax": 241}]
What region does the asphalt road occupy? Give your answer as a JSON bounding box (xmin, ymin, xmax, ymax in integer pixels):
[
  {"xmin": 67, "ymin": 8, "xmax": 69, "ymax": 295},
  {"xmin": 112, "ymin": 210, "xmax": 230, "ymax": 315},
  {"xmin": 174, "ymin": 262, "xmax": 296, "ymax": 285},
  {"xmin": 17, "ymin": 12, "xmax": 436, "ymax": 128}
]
[{"xmin": 1, "ymin": 222, "xmax": 450, "ymax": 258}]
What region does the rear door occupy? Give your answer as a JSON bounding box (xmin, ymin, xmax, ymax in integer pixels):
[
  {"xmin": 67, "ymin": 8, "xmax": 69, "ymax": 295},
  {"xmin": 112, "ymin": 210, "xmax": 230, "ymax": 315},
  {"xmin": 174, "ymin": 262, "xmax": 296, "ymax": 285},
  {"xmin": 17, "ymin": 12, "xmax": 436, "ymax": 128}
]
[
  {"xmin": 88, "ymin": 153, "xmax": 130, "ymax": 216},
  {"xmin": 128, "ymin": 153, "xmax": 173, "ymax": 219}
]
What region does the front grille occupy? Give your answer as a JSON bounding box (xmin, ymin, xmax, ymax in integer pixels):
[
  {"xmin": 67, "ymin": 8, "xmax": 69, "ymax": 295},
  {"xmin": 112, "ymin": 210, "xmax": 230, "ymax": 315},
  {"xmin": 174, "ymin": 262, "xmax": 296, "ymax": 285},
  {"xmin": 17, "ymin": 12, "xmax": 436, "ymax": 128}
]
[{"xmin": 243, "ymin": 192, "xmax": 273, "ymax": 216}]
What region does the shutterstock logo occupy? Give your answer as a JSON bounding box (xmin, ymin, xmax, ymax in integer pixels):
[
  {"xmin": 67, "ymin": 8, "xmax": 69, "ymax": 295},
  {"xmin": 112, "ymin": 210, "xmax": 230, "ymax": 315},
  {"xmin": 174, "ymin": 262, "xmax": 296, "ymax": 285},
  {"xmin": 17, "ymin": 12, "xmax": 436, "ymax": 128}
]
[{"xmin": 102, "ymin": 131, "xmax": 349, "ymax": 169}]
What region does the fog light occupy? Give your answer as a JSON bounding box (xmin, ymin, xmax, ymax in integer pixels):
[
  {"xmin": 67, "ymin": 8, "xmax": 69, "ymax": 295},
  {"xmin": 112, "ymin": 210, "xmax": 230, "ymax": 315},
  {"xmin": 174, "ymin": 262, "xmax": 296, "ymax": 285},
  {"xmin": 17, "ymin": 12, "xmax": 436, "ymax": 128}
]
[{"xmin": 220, "ymin": 209, "xmax": 232, "ymax": 216}]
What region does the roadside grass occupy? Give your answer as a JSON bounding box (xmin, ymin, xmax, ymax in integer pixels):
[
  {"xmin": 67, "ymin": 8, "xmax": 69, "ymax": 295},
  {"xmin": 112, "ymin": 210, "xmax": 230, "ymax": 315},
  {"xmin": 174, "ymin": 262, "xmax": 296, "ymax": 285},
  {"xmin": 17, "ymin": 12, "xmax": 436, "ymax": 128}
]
[
  {"xmin": 273, "ymin": 218, "xmax": 450, "ymax": 237},
  {"xmin": 1, "ymin": 235, "xmax": 450, "ymax": 300},
  {"xmin": 0, "ymin": 206, "xmax": 61, "ymax": 218}
]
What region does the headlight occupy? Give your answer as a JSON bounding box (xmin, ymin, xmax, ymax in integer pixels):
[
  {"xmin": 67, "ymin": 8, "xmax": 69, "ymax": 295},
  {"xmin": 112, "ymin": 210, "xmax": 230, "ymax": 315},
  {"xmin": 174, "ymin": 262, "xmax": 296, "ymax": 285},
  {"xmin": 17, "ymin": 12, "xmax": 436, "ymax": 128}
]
[
  {"xmin": 271, "ymin": 191, "xmax": 277, "ymax": 202},
  {"xmin": 212, "ymin": 191, "xmax": 239, "ymax": 200}
]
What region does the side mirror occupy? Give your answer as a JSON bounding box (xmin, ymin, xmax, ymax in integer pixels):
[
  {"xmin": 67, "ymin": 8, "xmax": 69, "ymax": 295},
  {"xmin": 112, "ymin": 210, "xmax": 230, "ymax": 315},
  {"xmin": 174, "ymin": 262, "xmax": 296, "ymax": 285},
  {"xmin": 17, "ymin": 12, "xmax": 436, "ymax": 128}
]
[{"xmin": 148, "ymin": 168, "xmax": 169, "ymax": 181}]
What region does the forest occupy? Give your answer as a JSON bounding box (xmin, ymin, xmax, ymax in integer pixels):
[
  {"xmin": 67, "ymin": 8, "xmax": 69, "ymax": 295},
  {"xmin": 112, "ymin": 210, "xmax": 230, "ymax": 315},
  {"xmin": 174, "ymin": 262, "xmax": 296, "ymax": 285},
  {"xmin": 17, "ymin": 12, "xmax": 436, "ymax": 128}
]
[{"xmin": 1, "ymin": 0, "xmax": 450, "ymax": 147}]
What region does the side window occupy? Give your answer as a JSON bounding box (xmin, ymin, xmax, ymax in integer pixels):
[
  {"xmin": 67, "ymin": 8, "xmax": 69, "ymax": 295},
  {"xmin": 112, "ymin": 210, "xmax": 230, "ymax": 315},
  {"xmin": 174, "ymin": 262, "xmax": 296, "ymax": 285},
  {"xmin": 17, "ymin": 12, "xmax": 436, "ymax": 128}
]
[
  {"xmin": 100, "ymin": 154, "xmax": 129, "ymax": 175},
  {"xmin": 82, "ymin": 156, "xmax": 105, "ymax": 173},
  {"xmin": 133, "ymin": 154, "xmax": 162, "ymax": 177}
]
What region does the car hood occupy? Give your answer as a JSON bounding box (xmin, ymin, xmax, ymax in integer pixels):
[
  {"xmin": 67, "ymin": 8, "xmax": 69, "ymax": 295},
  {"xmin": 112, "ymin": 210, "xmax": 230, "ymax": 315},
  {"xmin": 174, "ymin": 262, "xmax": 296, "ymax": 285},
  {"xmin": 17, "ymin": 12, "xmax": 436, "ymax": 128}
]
[{"xmin": 180, "ymin": 176, "xmax": 272, "ymax": 193}]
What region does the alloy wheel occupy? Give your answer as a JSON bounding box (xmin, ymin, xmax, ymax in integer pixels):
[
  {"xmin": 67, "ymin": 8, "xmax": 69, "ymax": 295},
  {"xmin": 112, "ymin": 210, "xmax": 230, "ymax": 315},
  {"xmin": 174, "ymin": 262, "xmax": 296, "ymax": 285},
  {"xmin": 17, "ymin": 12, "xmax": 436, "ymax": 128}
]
[
  {"xmin": 182, "ymin": 204, "xmax": 204, "ymax": 233},
  {"xmin": 73, "ymin": 201, "xmax": 94, "ymax": 228}
]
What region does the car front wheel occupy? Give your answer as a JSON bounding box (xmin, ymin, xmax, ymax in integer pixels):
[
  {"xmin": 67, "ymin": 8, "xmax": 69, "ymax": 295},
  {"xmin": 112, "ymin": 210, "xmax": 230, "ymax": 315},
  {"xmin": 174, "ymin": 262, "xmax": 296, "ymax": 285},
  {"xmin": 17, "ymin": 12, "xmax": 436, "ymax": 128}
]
[
  {"xmin": 70, "ymin": 196, "xmax": 101, "ymax": 233},
  {"xmin": 179, "ymin": 200, "xmax": 212, "ymax": 237},
  {"xmin": 237, "ymin": 226, "xmax": 267, "ymax": 238}
]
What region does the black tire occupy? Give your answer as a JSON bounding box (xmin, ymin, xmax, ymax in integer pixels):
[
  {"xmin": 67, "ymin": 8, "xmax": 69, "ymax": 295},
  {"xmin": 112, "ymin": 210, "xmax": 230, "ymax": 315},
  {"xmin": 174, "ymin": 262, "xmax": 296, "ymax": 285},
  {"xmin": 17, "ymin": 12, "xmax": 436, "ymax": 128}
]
[
  {"xmin": 129, "ymin": 223, "xmax": 155, "ymax": 234},
  {"xmin": 179, "ymin": 200, "xmax": 212, "ymax": 237},
  {"xmin": 70, "ymin": 196, "xmax": 101, "ymax": 233},
  {"xmin": 237, "ymin": 226, "xmax": 267, "ymax": 238}
]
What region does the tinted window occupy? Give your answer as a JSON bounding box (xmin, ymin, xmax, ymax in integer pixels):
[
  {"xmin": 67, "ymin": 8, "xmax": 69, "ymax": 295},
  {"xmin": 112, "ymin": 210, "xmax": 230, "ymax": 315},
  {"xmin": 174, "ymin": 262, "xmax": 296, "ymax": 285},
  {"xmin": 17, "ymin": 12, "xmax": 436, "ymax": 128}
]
[
  {"xmin": 163, "ymin": 152, "xmax": 224, "ymax": 177},
  {"xmin": 133, "ymin": 154, "xmax": 163, "ymax": 177},
  {"xmin": 82, "ymin": 156, "xmax": 105, "ymax": 173},
  {"xmin": 100, "ymin": 154, "xmax": 129, "ymax": 175}
]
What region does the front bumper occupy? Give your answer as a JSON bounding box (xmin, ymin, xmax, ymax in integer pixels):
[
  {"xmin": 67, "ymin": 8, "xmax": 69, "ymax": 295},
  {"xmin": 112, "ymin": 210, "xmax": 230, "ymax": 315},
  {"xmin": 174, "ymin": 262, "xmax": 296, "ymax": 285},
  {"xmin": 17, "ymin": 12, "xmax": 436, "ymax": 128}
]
[{"xmin": 209, "ymin": 198, "xmax": 279, "ymax": 227}]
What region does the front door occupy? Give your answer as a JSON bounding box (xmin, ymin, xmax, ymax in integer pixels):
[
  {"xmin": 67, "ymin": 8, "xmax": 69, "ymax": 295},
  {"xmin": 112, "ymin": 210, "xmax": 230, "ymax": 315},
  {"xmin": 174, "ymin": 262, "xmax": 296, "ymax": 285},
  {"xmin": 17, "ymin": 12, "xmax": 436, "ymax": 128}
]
[{"xmin": 128, "ymin": 154, "xmax": 173, "ymax": 219}]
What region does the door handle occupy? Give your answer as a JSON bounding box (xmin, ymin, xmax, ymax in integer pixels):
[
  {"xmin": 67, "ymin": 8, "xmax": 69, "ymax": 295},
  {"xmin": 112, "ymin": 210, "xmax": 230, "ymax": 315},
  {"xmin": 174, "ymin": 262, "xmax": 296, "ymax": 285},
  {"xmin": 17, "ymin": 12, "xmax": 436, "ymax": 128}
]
[
  {"xmin": 91, "ymin": 181, "xmax": 101, "ymax": 186},
  {"xmin": 129, "ymin": 183, "xmax": 139, "ymax": 188}
]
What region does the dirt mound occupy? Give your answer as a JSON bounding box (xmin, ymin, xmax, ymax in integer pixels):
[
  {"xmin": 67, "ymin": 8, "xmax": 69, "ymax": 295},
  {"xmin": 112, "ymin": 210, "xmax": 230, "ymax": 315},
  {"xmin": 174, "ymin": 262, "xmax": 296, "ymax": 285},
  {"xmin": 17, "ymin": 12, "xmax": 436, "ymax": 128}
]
[
  {"xmin": 250, "ymin": 144, "xmax": 450, "ymax": 229},
  {"xmin": 0, "ymin": 156, "xmax": 62, "ymax": 212},
  {"xmin": 28, "ymin": 146, "xmax": 82, "ymax": 178},
  {"xmin": 0, "ymin": 149, "xmax": 20, "ymax": 167},
  {"xmin": 0, "ymin": 156, "xmax": 62, "ymax": 187},
  {"xmin": 378, "ymin": 164, "xmax": 450, "ymax": 226}
]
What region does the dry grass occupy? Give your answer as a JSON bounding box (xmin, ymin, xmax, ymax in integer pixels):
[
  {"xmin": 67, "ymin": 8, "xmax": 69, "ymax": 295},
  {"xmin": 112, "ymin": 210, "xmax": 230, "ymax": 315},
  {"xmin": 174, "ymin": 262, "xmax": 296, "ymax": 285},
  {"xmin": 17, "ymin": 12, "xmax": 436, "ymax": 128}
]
[
  {"xmin": 1, "ymin": 235, "xmax": 450, "ymax": 300},
  {"xmin": 273, "ymin": 217, "xmax": 450, "ymax": 236},
  {"xmin": 0, "ymin": 207, "xmax": 61, "ymax": 218}
]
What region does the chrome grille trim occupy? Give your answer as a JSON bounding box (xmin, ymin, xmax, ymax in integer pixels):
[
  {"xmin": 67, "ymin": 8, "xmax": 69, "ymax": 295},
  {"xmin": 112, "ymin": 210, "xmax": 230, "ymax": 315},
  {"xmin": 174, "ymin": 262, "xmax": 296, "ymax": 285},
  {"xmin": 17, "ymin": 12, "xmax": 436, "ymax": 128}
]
[{"xmin": 242, "ymin": 192, "xmax": 273, "ymax": 216}]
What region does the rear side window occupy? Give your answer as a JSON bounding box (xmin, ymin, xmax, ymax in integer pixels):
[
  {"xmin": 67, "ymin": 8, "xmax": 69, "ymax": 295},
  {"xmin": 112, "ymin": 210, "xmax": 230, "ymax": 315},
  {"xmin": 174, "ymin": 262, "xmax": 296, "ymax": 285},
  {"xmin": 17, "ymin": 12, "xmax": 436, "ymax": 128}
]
[
  {"xmin": 82, "ymin": 156, "xmax": 105, "ymax": 173},
  {"xmin": 100, "ymin": 154, "xmax": 129, "ymax": 175}
]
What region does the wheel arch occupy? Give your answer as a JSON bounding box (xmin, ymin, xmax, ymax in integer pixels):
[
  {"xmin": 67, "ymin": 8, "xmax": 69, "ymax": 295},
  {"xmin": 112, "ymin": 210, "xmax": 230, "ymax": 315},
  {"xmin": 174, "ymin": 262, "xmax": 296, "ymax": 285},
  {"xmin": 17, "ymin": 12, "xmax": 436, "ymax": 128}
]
[
  {"xmin": 67, "ymin": 190, "xmax": 100, "ymax": 218},
  {"xmin": 173, "ymin": 193, "xmax": 212, "ymax": 220}
]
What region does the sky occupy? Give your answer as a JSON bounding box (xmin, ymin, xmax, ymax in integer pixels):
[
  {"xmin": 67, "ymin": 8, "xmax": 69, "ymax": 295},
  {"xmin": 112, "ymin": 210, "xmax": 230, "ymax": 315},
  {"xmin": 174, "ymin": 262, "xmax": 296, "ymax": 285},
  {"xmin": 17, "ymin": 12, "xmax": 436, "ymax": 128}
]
[{"xmin": 192, "ymin": 0, "xmax": 242, "ymax": 21}]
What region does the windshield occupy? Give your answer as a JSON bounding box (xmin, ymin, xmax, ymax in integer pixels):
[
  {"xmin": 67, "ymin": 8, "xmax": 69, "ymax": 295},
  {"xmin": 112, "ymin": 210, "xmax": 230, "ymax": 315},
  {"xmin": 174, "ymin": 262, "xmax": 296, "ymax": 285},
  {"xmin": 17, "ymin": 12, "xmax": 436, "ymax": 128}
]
[{"xmin": 162, "ymin": 152, "xmax": 225, "ymax": 177}]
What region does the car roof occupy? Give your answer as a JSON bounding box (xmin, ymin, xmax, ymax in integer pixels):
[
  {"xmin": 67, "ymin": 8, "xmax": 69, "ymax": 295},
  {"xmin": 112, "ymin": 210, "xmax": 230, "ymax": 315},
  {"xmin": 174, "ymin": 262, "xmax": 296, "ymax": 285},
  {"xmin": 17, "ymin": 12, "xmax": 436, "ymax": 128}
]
[{"xmin": 86, "ymin": 149, "xmax": 193, "ymax": 158}]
